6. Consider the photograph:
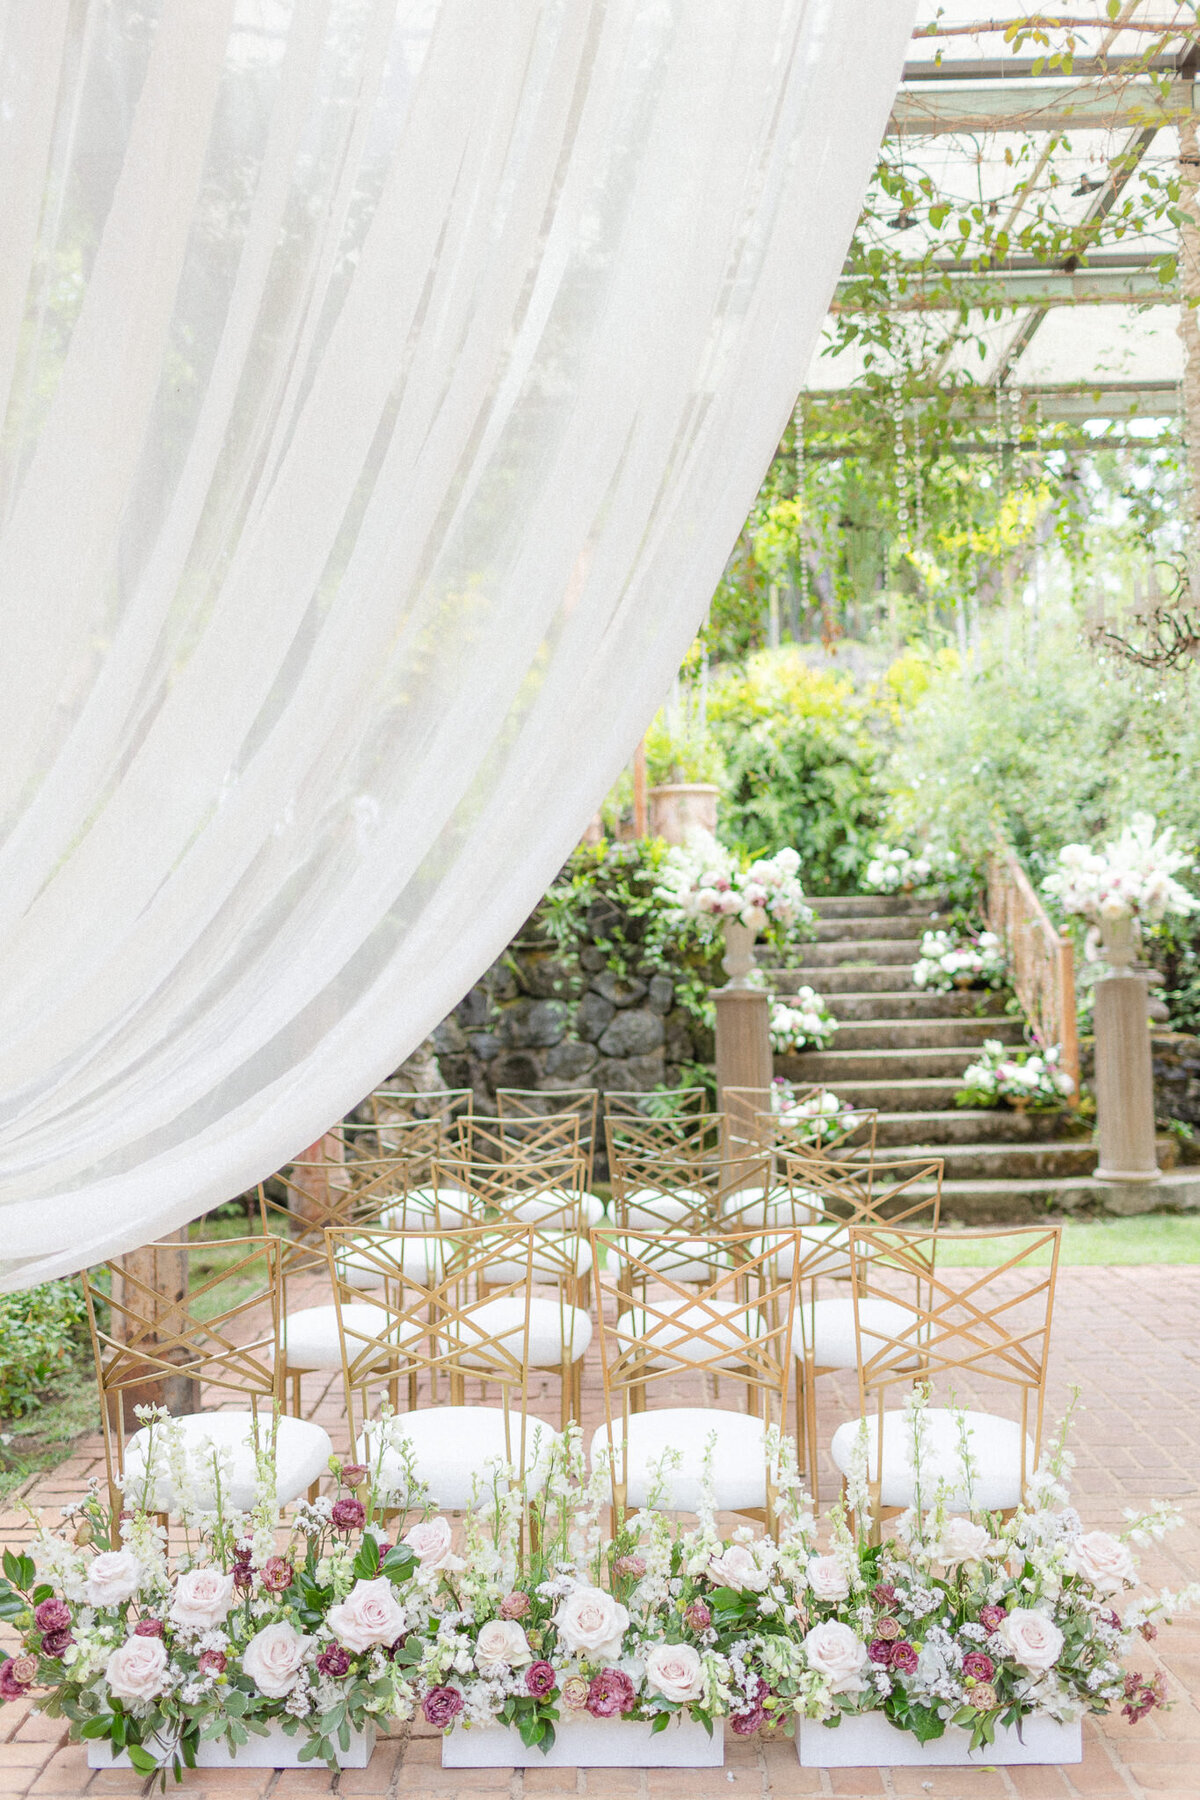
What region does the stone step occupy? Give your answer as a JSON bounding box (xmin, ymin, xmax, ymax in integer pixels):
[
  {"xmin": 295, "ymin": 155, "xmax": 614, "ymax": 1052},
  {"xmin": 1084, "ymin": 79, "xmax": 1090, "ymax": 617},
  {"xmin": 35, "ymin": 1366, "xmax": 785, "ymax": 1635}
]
[
  {"xmin": 816, "ymin": 990, "xmax": 1010, "ymax": 1023},
  {"xmin": 858, "ymin": 1139, "xmax": 1100, "ymax": 1182},
  {"xmin": 872, "ymin": 1108, "xmax": 1086, "ymax": 1146},
  {"xmin": 809, "ymin": 895, "xmax": 944, "ymax": 919},
  {"xmin": 771, "ymin": 965, "xmax": 915, "ymax": 995},
  {"xmin": 830, "ymin": 1017, "xmax": 1025, "ymax": 1052},
  {"xmin": 778, "ymin": 1074, "xmax": 964, "ymax": 1111},
  {"xmin": 793, "ymin": 938, "xmax": 923, "ymax": 969},
  {"xmin": 787, "ymin": 1046, "xmax": 980, "ymax": 1083},
  {"xmin": 813, "ymin": 913, "xmax": 939, "ymax": 944},
  {"xmin": 905, "ymin": 1170, "xmax": 1195, "ymax": 1226}
]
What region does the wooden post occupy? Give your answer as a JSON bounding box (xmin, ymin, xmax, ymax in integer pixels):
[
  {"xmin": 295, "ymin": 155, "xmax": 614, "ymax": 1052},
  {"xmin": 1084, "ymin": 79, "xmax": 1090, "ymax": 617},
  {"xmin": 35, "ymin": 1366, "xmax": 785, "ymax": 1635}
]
[
  {"xmin": 713, "ymin": 989, "xmax": 773, "ymax": 1110},
  {"xmin": 1094, "ymin": 968, "xmax": 1160, "ymax": 1184},
  {"xmin": 115, "ymin": 1229, "xmax": 199, "ymax": 1431},
  {"xmin": 289, "ymin": 1130, "xmax": 346, "ymax": 1225},
  {"xmin": 632, "ymin": 739, "xmax": 647, "ymax": 838}
]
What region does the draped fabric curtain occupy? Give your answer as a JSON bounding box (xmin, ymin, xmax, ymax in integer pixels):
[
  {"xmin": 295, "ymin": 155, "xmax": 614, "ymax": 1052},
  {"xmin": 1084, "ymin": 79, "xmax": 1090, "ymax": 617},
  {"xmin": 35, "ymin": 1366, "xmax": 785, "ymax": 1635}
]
[{"xmin": 0, "ymin": 0, "xmax": 915, "ymax": 1288}]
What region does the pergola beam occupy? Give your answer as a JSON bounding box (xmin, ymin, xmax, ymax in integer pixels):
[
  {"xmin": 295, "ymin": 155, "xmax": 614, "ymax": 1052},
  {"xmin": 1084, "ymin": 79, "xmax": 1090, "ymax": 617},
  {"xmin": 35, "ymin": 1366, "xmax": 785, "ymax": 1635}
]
[
  {"xmin": 890, "ymin": 76, "xmax": 1196, "ymax": 136},
  {"xmin": 833, "ymin": 260, "xmax": 1172, "ymax": 311},
  {"xmin": 804, "ymin": 381, "xmax": 1181, "ymax": 426}
]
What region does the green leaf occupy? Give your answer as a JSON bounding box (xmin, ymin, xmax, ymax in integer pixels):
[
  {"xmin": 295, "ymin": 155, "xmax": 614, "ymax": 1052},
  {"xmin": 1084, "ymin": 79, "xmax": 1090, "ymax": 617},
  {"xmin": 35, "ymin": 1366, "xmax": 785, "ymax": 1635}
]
[
  {"xmin": 127, "ymin": 1746, "xmax": 158, "ymax": 1775},
  {"xmin": 17, "ymin": 1556, "xmax": 35, "ymax": 1592},
  {"xmin": 2, "ymin": 1550, "xmax": 22, "ymax": 1588},
  {"xmin": 31, "ymin": 1585, "xmax": 52, "ymax": 1605},
  {"xmin": 0, "ymin": 1589, "xmax": 26, "ymax": 1621},
  {"xmin": 352, "ymin": 1538, "xmax": 380, "ymax": 1580},
  {"xmin": 381, "ymin": 1544, "xmax": 416, "ymax": 1582},
  {"xmin": 650, "ymin": 1712, "xmax": 671, "ymax": 1735},
  {"xmin": 80, "ymin": 1717, "xmax": 114, "ymax": 1740}
]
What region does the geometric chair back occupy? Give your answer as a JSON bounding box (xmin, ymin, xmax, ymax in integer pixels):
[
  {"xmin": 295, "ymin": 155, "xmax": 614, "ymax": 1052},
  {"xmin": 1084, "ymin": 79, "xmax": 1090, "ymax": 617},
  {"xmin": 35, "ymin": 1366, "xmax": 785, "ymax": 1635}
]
[
  {"xmin": 446, "ymin": 1110, "xmax": 582, "ymax": 1167},
  {"xmin": 722, "ymin": 1083, "xmax": 878, "ymax": 1167},
  {"xmin": 496, "ymin": 1086, "xmax": 600, "ymax": 1182},
  {"xmin": 361, "ymin": 1085, "xmax": 474, "ymax": 1131},
  {"xmin": 81, "ymin": 1235, "xmax": 283, "ymax": 1512},
  {"xmin": 257, "ymin": 1149, "xmax": 417, "ymax": 1279},
  {"xmin": 605, "ymin": 1105, "xmax": 722, "ymax": 1181}
]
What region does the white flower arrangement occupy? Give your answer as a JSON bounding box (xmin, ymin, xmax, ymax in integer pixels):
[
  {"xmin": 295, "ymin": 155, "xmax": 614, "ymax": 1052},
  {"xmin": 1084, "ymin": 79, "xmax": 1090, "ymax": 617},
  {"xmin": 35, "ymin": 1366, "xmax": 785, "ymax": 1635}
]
[
  {"xmin": 863, "ymin": 843, "xmax": 960, "ymax": 897},
  {"xmin": 912, "ymin": 928, "xmax": 1006, "ymax": 993},
  {"xmin": 956, "ymin": 1040, "xmax": 1074, "ymax": 1112},
  {"xmin": 1042, "ymin": 813, "xmax": 1198, "ymax": 929},
  {"xmin": 656, "ymin": 832, "xmax": 813, "ymax": 949},
  {"xmin": 769, "ymin": 988, "xmax": 837, "ymax": 1054},
  {"xmin": 771, "ymin": 1081, "xmax": 863, "ymax": 1145}
]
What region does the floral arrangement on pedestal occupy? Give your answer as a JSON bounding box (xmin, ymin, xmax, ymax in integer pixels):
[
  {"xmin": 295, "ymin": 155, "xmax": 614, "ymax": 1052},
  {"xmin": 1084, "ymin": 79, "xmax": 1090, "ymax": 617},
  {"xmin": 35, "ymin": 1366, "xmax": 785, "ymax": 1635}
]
[
  {"xmin": 769, "ymin": 989, "xmax": 837, "ymax": 1054},
  {"xmin": 0, "ymin": 1410, "xmax": 421, "ymax": 1775},
  {"xmin": 863, "ymin": 843, "xmax": 960, "ymax": 898},
  {"xmin": 801, "ymin": 1393, "xmax": 1198, "ymax": 1754},
  {"xmin": 1042, "ymin": 814, "xmax": 1198, "ymax": 955},
  {"xmin": 955, "ymin": 1040, "xmax": 1075, "ymax": 1112},
  {"xmin": 911, "ymin": 927, "xmax": 1006, "ymax": 993},
  {"xmin": 770, "ymin": 1080, "xmax": 862, "ymax": 1143},
  {"xmin": 656, "ymin": 832, "xmax": 813, "ymax": 956}
]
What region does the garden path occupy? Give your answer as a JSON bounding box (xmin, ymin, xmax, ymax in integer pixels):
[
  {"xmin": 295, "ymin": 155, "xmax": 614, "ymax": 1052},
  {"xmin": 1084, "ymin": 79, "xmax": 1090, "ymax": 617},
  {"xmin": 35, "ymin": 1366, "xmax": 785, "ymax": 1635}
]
[{"xmin": 0, "ymin": 1265, "xmax": 1197, "ymax": 1799}]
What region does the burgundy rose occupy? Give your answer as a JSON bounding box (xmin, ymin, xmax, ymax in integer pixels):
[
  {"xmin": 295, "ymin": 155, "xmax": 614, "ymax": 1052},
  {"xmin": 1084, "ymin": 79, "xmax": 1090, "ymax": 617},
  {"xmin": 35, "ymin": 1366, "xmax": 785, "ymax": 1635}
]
[
  {"xmin": 198, "ymin": 1650, "xmax": 227, "ymax": 1677},
  {"xmin": 612, "ymin": 1555, "xmax": 646, "ymax": 1579},
  {"xmin": 340, "ymin": 1463, "xmax": 369, "ymax": 1488},
  {"xmin": 0, "ymin": 1660, "xmax": 30, "ymax": 1702},
  {"xmin": 871, "ymin": 1583, "xmax": 898, "ymax": 1608},
  {"xmin": 962, "ymin": 1652, "xmax": 994, "ymax": 1683},
  {"xmin": 868, "ymin": 1638, "xmax": 893, "ymax": 1666},
  {"xmin": 526, "ymin": 1661, "xmax": 557, "ymax": 1698},
  {"xmin": 683, "ymin": 1600, "xmax": 712, "ymax": 1633},
  {"xmin": 317, "ymin": 1645, "xmax": 351, "ymax": 1679},
  {"xmin": 423, "ymin": 1686, "xmax": 465, "ymax": 1729},
  {"xmin": 872, "ymin": 1615, "xmax": 901, "ymax": 1642},
  {"xmin": 889, "ymin": 1642, "xmax": 919, "ymax": 1675},
  {"xmin": 730, "ymin": 1704, "xmax": 766, "ymax": 1737},
  {"xmin": 260, "ymin": 1557, "xmax": 294, "ymax": 1593},
  {"xmin": 978, "ymin": 1604, "xmax": 1006, "ymax": 1633},
  {"xmin": 134, "ymin": 1618, "xmax": 165, "ymax": 1638},
  {"xmin": 586, "ymin": 1669, "xmax": 636, "ymax": 1719},
  {"xmin": 33, "ymin": 1599, "xmax": 71, "ymax": 1635},
  {"xmin": 499, "ymin": 1591, "xmax": 531, "ymax": 1621},
  {"xmin": 40, "ymin": 1629, "xmax": 74, "ymax": 1659},
  {"xmin": 233, "ymin": 1560, "xmax": 254, "ymax": 1591},
  {"xmin": 331, "ymin": 1498, "xmax": 366, "ymax": 1533}
]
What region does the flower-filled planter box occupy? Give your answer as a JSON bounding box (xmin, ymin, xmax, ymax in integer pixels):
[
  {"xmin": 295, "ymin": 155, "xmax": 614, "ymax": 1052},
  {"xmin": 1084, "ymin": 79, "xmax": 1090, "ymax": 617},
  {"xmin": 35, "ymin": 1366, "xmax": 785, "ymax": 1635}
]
[
  {"xmin": 442, "ymin": 1715, "xmax": 722, "ymax": 1768},
  {"xmin": 88, "ymin": 1722, "xmax": 376, "ymax": 1771},
  {"xmin": 798, "ymin": 1713, "xmax": 1081, "ymax": 1768}
]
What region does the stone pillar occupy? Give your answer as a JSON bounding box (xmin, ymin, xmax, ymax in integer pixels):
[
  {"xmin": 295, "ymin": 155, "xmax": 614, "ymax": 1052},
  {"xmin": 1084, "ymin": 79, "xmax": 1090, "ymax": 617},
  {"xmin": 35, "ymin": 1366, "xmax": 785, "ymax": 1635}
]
[
  {"xmin": 713, "ymin": 988, "xmax": 773, "ymax": 1109},
  {"xmin": 1094, "ymin": 966, "xmax": 1160, "ymax": 1185},
  {"xmin": 114, "ymin": 1229, "xmax": 199, "ymax": 1431}
]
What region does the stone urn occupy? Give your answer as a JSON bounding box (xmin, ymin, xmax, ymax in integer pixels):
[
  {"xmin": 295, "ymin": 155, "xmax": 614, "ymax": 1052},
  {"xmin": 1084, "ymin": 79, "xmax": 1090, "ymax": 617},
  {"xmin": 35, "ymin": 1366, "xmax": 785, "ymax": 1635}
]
[
  {"xmin": 648, "ymin": 782, "xmax": 720, "ymax": 845},
  {"xmin": 721, "ymin": 917, "xmax": 758, "ymax": 989}
]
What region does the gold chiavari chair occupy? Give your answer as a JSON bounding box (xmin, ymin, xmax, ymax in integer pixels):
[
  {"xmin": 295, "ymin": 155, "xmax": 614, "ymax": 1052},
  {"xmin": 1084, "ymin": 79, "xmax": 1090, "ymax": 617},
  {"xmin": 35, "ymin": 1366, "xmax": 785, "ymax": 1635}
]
[
  {"xmin": 445, "ymin": 1113, "xmax": 603, "ymax": 1222},
  {"xmin": 496, "ymin": 1086, "xmax": 600, "ymax": 1185},
  {"xmin": 591, "ymin": 1229, "xmax": 801, "ymax": 1533},
  {"xmin": 325, "ymin": 1225, "xmax": 560, "ymax": 1514},
  {"xmin": 830, "ymin": 1224, "xmax": 1062, "ymax": 1540},
  {"xmin": 81, "ymin": 1236, "xmax": 331, "ymax": 1521}
]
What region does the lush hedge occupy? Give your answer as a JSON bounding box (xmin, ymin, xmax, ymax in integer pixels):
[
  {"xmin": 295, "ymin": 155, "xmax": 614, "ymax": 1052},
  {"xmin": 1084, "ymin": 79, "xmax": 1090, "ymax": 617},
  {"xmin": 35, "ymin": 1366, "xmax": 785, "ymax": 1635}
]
[{"xmin": 0, "ymin": 1280, "xmax": 90, "ymax": 1420}]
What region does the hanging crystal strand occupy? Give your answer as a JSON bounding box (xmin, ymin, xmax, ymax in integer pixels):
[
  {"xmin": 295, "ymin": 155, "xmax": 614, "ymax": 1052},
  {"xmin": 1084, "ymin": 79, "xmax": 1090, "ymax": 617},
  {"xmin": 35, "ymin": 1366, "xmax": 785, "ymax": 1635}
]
[
  {"xmin": 794, "ymin": 392, "xmax": 809, "ymax": 626},
  {"xmin": 887, "ymin": 268, "xmax": 909, "ymax": 556},
  {"xmin": 912, "ymin": 396, "xmax": 925, "ymax": 555}
]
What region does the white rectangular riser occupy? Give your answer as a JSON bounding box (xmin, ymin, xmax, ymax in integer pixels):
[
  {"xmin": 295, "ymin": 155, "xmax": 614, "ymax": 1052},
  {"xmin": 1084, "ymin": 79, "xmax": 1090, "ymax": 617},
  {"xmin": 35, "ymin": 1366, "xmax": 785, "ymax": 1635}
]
[
  {"xmin": 88, "ymin": 1722, "xmax": 376, "ymax": 1770},
  {"xmin": 443, "ymin": 1716, "xmax": 723, "ymax": 1768},
  {"xmin": 798, "ymin": 1714, "xmax": 1082, "ymax": 1767}
]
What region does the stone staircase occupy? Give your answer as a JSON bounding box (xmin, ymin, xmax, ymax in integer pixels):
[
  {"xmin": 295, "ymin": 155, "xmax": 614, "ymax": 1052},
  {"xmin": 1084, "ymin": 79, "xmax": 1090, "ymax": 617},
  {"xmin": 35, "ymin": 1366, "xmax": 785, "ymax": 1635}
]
[{"xmin": 767, "ymin": 893, "xmax": 1110, "ymax": 1224}]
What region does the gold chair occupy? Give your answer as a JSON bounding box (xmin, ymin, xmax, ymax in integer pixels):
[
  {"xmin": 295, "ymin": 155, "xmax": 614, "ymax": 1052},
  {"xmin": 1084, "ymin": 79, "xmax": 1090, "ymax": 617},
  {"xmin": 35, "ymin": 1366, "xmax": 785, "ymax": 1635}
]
[
  {"xmin": 496, "ymin": 1086, "xmax": 600, "ymax": 1184},
  {"xmin": 591, "ymin": 1229, "xmax": 800, "ymax": 1532},
  {"xmin": 362, "ymin": 1085, "xmax": 473, "ymax": 1137},
  {"xmin": 445, "ymin": 1113, "xmax": 603, "ymax": 1221},
  {"xmin": 81, "ymin": 1235, "xmax": 331, "ymax": 1521},
  {"xmin": 830, "ymin": 1224, "xmax": 1062, "ymax": 1538},
  {"xmin": 325, "ymin": 1224, "xmax": 559, "ymax": 1514},
  {"xmin": 722, "ymin": 1083, "xmax": 878, "ymax": 1168}
]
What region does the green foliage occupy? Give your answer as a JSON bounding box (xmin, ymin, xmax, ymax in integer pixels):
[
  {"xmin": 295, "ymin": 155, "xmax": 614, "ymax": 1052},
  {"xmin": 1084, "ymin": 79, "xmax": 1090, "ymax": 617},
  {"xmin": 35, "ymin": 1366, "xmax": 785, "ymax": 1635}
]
[
  {"xmin": 706, "ymin": 649, "xmax": 885, "ymax": 892},
  {"xmin": 0, "ymin": 1279, "xmax": 89, "ymax": 1420}
]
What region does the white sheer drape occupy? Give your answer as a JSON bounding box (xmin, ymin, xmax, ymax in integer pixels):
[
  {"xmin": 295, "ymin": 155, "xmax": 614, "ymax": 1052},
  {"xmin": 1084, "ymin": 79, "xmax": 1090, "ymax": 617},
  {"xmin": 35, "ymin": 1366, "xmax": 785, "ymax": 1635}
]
[{"xmin": 0, "ymin": 0, "xmax": 914, "ymax": 1287}]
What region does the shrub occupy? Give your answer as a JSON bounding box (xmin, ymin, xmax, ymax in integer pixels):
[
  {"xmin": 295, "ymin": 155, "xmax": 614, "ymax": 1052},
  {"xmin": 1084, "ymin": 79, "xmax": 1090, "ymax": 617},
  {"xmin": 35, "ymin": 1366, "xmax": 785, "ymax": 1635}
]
[{"xmin": 0, "ymin": 1280, "xmax": 90, "ymax": 1420}]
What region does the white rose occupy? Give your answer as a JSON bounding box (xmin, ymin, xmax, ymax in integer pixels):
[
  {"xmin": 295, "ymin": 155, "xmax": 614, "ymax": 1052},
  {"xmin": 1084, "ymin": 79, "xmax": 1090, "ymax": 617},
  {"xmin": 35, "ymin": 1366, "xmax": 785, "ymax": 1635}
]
[
  {"xmin": 402, "ymin": 1517, "xmax": 465, "ymax": 1573},
  {"xmin": 996, "ymin": 1607, "xmax": 1064, "ymax": 1673},
  {"xmin": 241, "ymin": 1620, "xmax": 315, "ymax": 1698},
  {"xmin": 326, "ymin": 1577, "xmax": 408, "ymax": 1653},
  {"xmin": 802, "ymin": 1620, "xmax": 868, "ymax": 1693},
  {"xmin": 936, "ymin": 1518, "xmax": 991, "ymax": 1569},
  {"xmin": 1064, "ymin": 1531, "xmax": 1136, "ymax": 1596},
  {"xmin": 553, "ymin": 1584, "xmax": 629, "ymax": 1662},
  {"xmin": 105, "ymin": 1634, "xmax": 168, "ymax": 1703},
  {"xmin": 709, "ymin": 1545, "xmax": 769, "ymax": 1593},
  {"xmin": 86, "ymin": 1550, "xmax": 142, "ymax": 1608},
  {"xmin": 644, "ymin": 1641, "xmax": 704, "ymax": 1704},
  {"xmin": 805, "ymin": 1554, "xmax": 851, "ymax": 1602},
  {"xmin": 475, "ymin": 1619, "xmax": 531, "ymax": 1674},
  {"xmin": 169, "ymin": 1566, "xmax": 236, "ymax": 1631}
]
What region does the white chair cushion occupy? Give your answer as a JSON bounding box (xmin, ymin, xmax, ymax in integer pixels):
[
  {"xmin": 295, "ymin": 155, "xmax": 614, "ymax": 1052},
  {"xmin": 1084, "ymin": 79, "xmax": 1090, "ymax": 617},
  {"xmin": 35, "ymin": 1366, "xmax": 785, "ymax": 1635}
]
[
  {"xmin": 398, "ymin": 1183, "xmax": 473, "ymax": 1226},
  {"xmin": 616, "ymin": 1300, "xmax": 762, "ymax": 1370},
  {"xmin": 620, "ymin": 1187, "xmax": 709, "ymax": 1228},
  {"xmin": 506, "ymin": 1189, "xmax": 605, "ymax": 1227},
  {"xmin": 589, "ymin": 1408, "xmax": 768, "ymax": 1512},
  {"xmin": 479, "ymin": 1233, "xmax": 593, "ymax": 1284},
  {"xmin": 830, "ymin": 1407, "xmax": 1035, "ymax": 1513},
  {"xmin": 368, "ymin": 1407, "xmax": 560, "ymax": 1510},
  {"xmin": 746, "ymin": 1223, "xmax": 850, "ymax": 1279},
  {"xmin": 448, "ymin": 1294, "xmax": 592, "ymax": 1367},
  {"xmin": 334, "ymin": 1234, "xmax": 446, "ymax": 1290},
  {"xmin": 281, "ymin": 1303, "xmax": 420, "ymax": 1373},
  {"xmin": 793, "ymin": 1297, "xmax": 918, "ymax": 1370},
  {"xmin": 717, "ymin": 1183, "xmax": 800, "ymax": 1227},
  {"xmin": 123, "ymin": 1412, "xmax": 332, "ymax": 1512},
  {"xmin": 607, "ymin": 1235, "xmax": 727, "ymax": 1285}
]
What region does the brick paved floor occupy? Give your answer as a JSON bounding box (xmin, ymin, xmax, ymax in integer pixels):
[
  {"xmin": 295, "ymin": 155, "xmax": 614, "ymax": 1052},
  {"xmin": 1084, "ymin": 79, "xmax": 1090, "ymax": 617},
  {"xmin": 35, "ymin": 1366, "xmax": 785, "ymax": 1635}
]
[{"xmin": 1, "ymin": 1264, "xmax": 1198, "ymax": 1799}]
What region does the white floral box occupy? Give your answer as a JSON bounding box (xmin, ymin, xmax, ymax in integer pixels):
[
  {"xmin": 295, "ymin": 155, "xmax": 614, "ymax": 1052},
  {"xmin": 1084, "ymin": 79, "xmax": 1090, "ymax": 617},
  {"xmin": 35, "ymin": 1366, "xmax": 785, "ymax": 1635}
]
[
  {"xmin": 798, "ymin": 1714, "xmax": 1082, "ymax": 1767},
  {"xmin": 88, "ymin": 1722, "xmax": 376, "ymax": 1770},
  {"xmin": 442, "ymin": 1716, "xmax": 723, "ymax": 1768}
]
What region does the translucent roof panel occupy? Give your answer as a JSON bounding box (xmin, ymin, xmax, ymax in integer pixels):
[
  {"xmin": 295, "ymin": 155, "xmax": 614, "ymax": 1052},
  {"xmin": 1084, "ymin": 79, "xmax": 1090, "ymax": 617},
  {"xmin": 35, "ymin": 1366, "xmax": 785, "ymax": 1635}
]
[
  {"xmin": 1012, "ymin": 304, "xmax": 1183, "ymax": 389},
  {"xmin": 910, "ymin": 0, "xmax": 1196, "ymax": 63}
]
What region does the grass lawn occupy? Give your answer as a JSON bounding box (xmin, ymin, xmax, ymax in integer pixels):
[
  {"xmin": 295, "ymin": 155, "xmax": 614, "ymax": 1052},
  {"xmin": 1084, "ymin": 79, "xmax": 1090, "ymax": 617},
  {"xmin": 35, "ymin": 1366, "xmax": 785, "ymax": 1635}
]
[{"xmin": 930, "ymin": 1213, "xmax": 1200, "ymax": 1266}]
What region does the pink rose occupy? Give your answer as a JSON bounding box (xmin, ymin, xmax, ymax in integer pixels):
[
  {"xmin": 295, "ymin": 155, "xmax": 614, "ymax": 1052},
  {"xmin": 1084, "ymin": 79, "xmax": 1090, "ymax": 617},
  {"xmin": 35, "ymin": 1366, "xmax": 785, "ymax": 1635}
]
[
  {"xmin": 326, "ymin": 1578, "xmax": 408, "ymax": 1653},
  {"xmin": 169, "ymin": 1567, "xmax": 235, "ymax": 1632},
  {"xmin": 553, "ymin": 1585, "xmax": 629, "ymax": 1662},
  {"xmin": 996, "ymin": 1608, "xmax": 1064, "ymax": 1673},
  {"xmin": 241, "ymin": 1621, "xmax": 314, "ymax": 1698},
  {"xmin": 85, "ymin": 1550, "xmax": 141, "ymax": 1608},
  {"xmin": 1064, "ymin": 1531, "xmax": 1136, "ymax": 1596},
  {"xmin": 475, "ymin": 1620, "xmax": 531, "ymax": 1674},
  {"xmin": 644, "ymin": 1642, "xmax": 704, "ymax": 1704},
  {"xmin": 805, "ymin": 1554, "xmax": 851, "ymax": 1603},
  {"xmin": 402, "ymin": 1517, "xmax": 464, "ymax": 1573},
  {"xmin": 105, "ymin": 1635, "xmax": 168, "ymax": 1703}
]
